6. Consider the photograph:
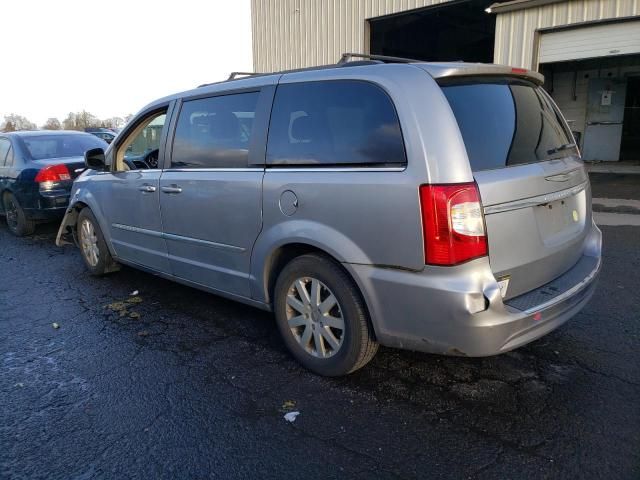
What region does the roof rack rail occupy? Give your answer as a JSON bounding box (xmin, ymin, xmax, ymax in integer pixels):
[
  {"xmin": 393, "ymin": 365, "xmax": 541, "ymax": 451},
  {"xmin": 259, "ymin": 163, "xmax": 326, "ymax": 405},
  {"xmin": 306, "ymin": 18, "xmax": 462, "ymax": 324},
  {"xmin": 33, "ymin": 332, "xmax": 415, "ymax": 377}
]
[
  {"xmin": 338, "ymin": 52, "xmax": 422, "ymax": 64},
  {"xmin": 197, "ymin": 71, "xmax": 259, "ymax": 88},
  {"xmin": 227, "ymin": 71, "xmax": 257, "ymax": 80}
]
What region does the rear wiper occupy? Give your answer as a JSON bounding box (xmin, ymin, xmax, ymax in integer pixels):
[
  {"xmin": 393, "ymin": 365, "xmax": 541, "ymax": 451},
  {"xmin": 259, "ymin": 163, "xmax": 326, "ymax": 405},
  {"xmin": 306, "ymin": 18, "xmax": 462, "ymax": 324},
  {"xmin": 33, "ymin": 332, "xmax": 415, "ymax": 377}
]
[{"xmin": 547, "ymin": 143, "xmax": 577, "ymax": 155}]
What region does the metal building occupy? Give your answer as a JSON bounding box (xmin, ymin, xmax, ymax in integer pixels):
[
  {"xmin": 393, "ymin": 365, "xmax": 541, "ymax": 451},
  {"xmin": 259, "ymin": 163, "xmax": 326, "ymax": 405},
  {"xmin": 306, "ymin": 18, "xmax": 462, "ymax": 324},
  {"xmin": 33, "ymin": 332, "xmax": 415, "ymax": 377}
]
[{"xmin": 251, "ymin": 0, "xmax": 640, "ymax": 161}]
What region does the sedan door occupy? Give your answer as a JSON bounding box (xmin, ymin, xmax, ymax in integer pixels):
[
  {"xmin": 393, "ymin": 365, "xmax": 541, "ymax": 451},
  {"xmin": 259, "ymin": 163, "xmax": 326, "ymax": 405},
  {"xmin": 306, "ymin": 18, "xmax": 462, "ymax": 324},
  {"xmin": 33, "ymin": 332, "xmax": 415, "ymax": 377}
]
[{"xmin": 159, "ymin": 87, "xmax": 273, "ymax": 298}]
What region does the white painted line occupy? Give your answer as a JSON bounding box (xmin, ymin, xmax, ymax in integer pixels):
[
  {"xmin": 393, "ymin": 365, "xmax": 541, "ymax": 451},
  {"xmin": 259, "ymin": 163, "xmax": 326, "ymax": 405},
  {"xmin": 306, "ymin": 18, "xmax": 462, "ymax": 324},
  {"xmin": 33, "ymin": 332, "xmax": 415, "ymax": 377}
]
[
  {"xmin": 593, "ymin": 212, "xmax": 640, "ymax": 226},
  {"xmin": 592, "ymin": 198, "xmax": 640, "ymax": 209}
]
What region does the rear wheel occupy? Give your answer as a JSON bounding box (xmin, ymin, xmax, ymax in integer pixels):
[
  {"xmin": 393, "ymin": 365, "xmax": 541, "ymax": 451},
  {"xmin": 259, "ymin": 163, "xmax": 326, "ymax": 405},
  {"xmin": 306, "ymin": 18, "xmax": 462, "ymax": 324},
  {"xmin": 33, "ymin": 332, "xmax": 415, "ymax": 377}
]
[
  {"xmin": 77, "ymin": 208, "xmax": 119, "ymax": 276},
  {"xmin": 274, "ymin": 253, "xmax": 378, "ymax": 376},
  {"xmin": 3, "ymin": 192, "xmax": 35, "ymax": 237}
]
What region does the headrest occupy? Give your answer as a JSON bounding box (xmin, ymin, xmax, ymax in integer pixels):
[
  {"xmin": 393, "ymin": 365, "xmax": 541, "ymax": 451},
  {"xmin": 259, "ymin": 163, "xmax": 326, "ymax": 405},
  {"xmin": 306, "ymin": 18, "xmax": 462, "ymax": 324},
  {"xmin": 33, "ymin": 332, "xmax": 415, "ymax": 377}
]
[{"xmin": 290, "ymin": 114, "xmax": 314, "ymax": 142}]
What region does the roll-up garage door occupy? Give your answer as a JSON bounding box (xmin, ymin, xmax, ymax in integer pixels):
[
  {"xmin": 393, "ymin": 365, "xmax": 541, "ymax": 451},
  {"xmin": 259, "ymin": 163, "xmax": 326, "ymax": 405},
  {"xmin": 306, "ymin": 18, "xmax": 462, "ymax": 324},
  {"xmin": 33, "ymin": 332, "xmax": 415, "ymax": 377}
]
[{"xmin": 539, "ymin": 20, "xmax": 640, "ymax": 64}]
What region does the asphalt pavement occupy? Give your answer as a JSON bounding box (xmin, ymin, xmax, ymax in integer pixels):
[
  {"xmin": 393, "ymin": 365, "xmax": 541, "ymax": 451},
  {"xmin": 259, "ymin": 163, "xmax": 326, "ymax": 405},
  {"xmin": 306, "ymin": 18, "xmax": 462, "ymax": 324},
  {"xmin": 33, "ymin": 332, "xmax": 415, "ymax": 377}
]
[{"xmin": 1, "ymin": 219, "xmax": 639, "ymax": 479}]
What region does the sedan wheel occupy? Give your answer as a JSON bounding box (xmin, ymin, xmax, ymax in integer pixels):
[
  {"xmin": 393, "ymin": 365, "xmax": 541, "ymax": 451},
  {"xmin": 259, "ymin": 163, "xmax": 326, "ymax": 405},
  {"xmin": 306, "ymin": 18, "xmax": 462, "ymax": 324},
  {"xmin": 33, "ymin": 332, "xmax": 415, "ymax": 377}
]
[{"xmin": 286, "ymin": 277, "xmax": 345, "ymax": 358}]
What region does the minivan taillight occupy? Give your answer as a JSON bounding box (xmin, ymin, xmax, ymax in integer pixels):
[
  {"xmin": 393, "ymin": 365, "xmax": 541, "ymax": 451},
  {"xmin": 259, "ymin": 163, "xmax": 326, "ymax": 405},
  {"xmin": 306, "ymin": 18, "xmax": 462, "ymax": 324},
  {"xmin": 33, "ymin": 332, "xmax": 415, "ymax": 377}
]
[
  {"xmin": 34, "ymin": 164, "xmax": 71, "ymax": 183},
  {"xmin": 419, "ymin": 183, "xmax": 488, "ymax": 266}
]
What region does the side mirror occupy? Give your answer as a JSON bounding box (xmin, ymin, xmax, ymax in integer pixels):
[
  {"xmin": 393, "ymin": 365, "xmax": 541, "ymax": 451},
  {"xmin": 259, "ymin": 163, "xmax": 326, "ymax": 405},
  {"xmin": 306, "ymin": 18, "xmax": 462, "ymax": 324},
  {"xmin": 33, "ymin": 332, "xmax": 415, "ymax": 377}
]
[{"xmin": 85, "ymin": 148, "xmax": 106, "ymax": 171}]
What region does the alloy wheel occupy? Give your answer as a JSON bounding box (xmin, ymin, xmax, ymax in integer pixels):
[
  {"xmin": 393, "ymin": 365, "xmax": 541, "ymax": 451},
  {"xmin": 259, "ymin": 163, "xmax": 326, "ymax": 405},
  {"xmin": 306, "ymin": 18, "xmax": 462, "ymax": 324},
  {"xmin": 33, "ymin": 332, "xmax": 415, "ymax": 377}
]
[
  {"xmin": 285, "ymin": 277, "xmax": 345, "ymax": 358},
  {"xmin": 80, "ymin": 219, "xmax": 100, "ymax": 267}
]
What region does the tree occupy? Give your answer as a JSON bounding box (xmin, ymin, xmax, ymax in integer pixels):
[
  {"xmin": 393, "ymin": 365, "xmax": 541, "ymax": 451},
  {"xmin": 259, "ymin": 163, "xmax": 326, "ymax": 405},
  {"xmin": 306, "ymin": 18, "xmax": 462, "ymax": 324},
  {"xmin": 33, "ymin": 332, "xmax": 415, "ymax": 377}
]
[
  {"xmin": 2, "ymin": 114, "xmax": 37, "ymax": 132},
  {"xmin": 62, "ymin": 112, "xmax": 77, "ymax": 130},
  {"xmin": 102, "ymin": 117, "xmax": 125, "ymax": 129},
  {"xmin": 42, "ymin": 117, "xmax": 61, "ymax": 130},
  {"xmin": 77, "ymin": 110, "xmax": 100, "ymax": 130},
  {"xmin": 62, "ymin": 111, "xmax": 101, "ymax": 130}
]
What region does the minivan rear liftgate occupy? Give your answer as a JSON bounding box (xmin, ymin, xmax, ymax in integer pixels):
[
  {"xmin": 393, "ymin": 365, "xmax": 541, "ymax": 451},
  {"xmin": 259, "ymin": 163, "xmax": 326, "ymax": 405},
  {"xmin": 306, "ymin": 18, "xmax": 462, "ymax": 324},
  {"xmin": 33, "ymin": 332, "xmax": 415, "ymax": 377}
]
[{"xmin": 440, "ymin": 76, "xmax": 594, "ymax": 301}]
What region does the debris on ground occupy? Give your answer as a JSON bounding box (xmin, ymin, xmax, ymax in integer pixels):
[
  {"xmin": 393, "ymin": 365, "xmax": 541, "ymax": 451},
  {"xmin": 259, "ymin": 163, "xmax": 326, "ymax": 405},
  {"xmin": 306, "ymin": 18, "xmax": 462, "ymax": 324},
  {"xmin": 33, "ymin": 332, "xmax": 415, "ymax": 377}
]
[
  {"xmin": 284, "ymin": 411, "xmax": 300, "ymax": 423},
  {"xmin": 105, "ymin": 296, "xmax": 144, "ymax": 318},
  {"xmin": 137, "ymin": 330, "xmax": 149, "ymax": 337},
  {"xmin": 105, "ymin": 301, "xmax": 127, "ymax": 312},
  {"xmin": 52, "ymin": 323, "xmax": 60, "ymax": 329},
  {"xmin": 130, "ymin": 290, "xmax": 139, "ymax": 296},
  {"xmin": 282, "ymin": 400, "xmax": 296, "ymax": 409}
]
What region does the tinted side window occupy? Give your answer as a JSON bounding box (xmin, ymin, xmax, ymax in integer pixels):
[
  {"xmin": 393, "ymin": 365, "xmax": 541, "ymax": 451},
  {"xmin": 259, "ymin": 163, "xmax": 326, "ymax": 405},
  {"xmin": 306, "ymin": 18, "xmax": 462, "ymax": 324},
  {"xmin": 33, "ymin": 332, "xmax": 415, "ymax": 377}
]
[
  {"xmin": 171, "ymin": 92, "xmax": 259, "ymax": 169},
  {"xmin": 267, "ymin": 81, "xmax": 406, "ymax": 166},
  {"xmin": 0, "ymin": 139, "xmax": 10, "ymax": 166}
]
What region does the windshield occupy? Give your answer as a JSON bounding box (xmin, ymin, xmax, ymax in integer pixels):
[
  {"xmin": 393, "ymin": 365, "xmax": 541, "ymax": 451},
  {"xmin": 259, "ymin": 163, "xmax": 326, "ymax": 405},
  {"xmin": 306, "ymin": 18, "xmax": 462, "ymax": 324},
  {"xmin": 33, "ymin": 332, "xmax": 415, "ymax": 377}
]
[
  {"xmin": 22, "ymin": 134, "xmax": 107, "ymax": 160},
  {"xmin": 441, "ymin": 78, "xmax": 577, "ymax": 171}
]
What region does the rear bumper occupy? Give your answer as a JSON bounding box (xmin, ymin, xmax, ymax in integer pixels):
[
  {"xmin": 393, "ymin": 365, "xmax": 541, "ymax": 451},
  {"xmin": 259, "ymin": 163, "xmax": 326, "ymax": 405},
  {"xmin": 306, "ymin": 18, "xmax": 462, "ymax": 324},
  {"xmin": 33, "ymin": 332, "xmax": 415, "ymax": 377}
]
[
  {"xmin": 348, "ymin": 222, "xmax": 602, "ymax": 357},
  {"xmin": 23, "ymin": 191, "xmax": 70, "ymax": 221}
]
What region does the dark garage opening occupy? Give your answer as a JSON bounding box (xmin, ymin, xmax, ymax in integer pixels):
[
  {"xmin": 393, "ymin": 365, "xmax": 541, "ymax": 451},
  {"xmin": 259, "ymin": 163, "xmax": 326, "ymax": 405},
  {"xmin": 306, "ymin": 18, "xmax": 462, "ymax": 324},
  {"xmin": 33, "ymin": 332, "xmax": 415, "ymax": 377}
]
[
  {"xmin": 621, "ymin": 76, "xmax": 640, "ymax": 160},
  {"xmin": 369, "ymin": 0, "xmax": 496, "ymax": 63}
]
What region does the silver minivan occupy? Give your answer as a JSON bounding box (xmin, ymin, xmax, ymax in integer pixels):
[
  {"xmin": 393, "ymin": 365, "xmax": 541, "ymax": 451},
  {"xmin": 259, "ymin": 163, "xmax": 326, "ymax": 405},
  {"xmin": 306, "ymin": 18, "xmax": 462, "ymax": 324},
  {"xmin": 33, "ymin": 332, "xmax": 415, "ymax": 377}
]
[{"xmin": 57, "ymin": 56, "xmax": 601, "ymax": 376}]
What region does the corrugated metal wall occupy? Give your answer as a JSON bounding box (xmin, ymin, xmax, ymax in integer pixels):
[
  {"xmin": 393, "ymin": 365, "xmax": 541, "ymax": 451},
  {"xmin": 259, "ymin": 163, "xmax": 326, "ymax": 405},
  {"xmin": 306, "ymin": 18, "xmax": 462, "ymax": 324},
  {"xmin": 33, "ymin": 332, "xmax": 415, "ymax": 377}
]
[
  {"xmin": 251, "ymin": 0, "xmax": 452, "ymax": 72},
  {"xmin": 495, "ymin": 0, "xmax": 640, "ymax": 68},
  {"xmin": 252, "ymin": 0, "xmax": 640, "ymax": 72}
]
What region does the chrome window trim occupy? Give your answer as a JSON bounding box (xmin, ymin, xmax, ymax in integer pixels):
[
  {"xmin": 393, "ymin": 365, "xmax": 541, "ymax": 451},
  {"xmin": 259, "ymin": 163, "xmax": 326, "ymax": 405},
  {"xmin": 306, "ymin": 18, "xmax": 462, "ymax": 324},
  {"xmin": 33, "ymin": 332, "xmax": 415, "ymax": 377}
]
[
  {"xmin": 264, "ymin": 166, "xmax": 407, "ymax": 173},
  {"xmin": 484, "ymin": 181, "xmax": 588, "ymax": 215},
  {"xmin": 119, "ymin": 168, "xmax": 162, "ymax": 173},
  {"xmin": 162, "ymin": 168, "xmax": 264, "ymax": 173}
]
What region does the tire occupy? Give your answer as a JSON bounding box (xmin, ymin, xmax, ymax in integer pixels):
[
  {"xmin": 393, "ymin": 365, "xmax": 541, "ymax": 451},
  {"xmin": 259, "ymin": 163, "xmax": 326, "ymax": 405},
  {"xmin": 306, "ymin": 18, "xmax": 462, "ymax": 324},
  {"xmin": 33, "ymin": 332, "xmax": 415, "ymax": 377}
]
[
  {"xmin": 3, "ymin": 192, "xmax": 35, "ymax": 237},
  {"xmin": 77, "ymin": 208, "xmax": 119, "ymax": 276},
  {"xmin": 273, "ymin": 253, "xmax": 378, "ymax": 376}
]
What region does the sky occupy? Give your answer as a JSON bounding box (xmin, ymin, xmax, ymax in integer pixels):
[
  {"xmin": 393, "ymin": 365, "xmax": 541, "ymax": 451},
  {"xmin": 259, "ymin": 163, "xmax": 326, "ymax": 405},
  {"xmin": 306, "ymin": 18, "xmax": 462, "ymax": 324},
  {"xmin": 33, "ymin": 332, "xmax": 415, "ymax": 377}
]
[{"xmin": 0, "ymin": 0, "xmax": 253, "ymax": 126}]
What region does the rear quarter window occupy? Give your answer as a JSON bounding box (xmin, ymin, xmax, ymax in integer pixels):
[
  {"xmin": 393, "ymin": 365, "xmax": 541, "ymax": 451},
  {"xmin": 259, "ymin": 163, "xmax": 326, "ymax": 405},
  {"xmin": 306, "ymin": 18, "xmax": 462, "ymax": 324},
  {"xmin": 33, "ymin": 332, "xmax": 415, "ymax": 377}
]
[
  {"xmin": 267, "ymin": 80, "xmax": 406, "ymax": 167},
  {"xmin": 441, "ymin": 78, "xmax": 576, "ymax": 171}
]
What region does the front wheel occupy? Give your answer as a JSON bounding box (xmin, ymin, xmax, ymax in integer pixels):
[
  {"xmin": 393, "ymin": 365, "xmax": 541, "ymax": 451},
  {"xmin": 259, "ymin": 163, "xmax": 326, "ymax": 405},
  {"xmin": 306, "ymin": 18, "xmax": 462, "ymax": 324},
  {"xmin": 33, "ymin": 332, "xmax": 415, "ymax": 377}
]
[
  {"xmin": 77, "ymin": 208, "xmax": 119, "ymax": 276},
  {"xmin": 274, "ymin": 253, "xmax": 378, "ymax": 376}
]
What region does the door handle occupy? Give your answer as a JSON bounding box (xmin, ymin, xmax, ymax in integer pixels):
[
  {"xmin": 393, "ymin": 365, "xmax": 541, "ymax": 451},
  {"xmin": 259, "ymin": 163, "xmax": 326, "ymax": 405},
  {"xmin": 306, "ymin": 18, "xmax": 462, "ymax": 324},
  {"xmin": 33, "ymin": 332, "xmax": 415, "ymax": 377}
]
[
  {"xmin": 161, "ymin": 185, "xmax": 182, "ymax": 194},
  {"xmin": 139, "ymin": 184, "xmax": 156, "ymax": 193}
]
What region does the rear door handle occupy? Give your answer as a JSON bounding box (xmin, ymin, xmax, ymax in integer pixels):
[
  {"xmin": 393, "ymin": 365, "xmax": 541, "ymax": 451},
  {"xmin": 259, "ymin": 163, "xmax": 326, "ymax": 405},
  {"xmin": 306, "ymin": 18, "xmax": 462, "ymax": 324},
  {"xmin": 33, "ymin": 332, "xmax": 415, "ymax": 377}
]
[
  {"xmin": 161, "ymin": 185, "xmax": 182, "ymax": 194},
  {"xmin": 139, "ymin": 184, "xmax": 156, "ymax": 193}
]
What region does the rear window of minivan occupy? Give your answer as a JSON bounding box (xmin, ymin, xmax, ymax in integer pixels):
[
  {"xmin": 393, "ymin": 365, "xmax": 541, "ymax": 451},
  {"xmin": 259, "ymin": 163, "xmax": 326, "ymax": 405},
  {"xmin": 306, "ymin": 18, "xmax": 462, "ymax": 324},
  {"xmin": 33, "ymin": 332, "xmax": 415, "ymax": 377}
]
[{"xmin": 441, "ymin": 78, "xmax": 577, "ymax": 171}]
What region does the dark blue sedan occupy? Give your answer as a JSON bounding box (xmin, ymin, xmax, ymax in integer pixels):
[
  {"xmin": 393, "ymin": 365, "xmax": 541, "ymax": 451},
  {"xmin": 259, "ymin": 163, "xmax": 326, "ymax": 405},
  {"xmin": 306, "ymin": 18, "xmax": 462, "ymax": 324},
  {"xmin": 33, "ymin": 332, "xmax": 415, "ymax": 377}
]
[{"xmin": 0, "ymin": 130, "xmax": 107, "ymax": 236}]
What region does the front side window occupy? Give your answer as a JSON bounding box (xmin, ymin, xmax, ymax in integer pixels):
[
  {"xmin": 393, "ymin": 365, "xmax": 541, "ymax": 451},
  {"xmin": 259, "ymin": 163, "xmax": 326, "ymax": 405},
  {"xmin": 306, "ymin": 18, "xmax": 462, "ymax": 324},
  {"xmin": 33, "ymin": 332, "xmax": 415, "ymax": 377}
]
[
  {"xmin": 171, "ymin": 92, "xmax": 259, "ymax": 169},
  {"xmin": 266, "ymin": 80, "xmax": 406, "ymax": 166},
  {"xmin": 441, "ymin": 78, "xmax": 576, "ymax": 171},
  {"xmin": 116, "ymin": 112, "xmax": 167, "ymax": 170}
]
